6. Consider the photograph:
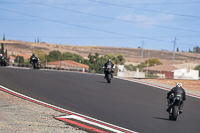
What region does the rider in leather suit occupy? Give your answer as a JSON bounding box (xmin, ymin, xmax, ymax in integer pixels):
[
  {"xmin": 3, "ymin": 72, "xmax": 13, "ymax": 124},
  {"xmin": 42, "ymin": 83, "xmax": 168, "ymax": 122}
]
[
  {"xmin": 30, "ymin": 53, "xmax": 37, "ymax": 64},
  {"xmin": 166, "ymin": 83, "xmax": 186, "ymax": 113},
  {"xmin": 104, "ymin": 59, "xmax": 114, "ymax": 78}
]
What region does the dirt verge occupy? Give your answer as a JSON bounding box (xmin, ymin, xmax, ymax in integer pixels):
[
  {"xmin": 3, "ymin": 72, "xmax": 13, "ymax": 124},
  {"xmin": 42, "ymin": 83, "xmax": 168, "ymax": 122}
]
[
  {"xmin": 0, "ymin": 90, "xmax": 86, "ymax": 133},
  {"xmin": 142, "ymin": 79, "xmax": 200, "ymax": 96}
]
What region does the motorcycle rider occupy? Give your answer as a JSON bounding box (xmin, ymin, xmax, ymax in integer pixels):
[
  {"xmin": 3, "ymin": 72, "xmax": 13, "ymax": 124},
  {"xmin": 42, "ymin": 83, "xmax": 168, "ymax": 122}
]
[
  {"xmin": 0, "ymin": 54, "xmax": 3, "ymax": 60},
  {"xmin": 104, "ymin": 59, "xmax": 114, "ymax": 78},
  {"xmin": 30, "ymin": 53, "xmax": 37, "ymax": 64},
  {"xmin": 166, "ymin": 83, "xmax": 186, "ymax": 113},
  {"xmin": 0, "ymin": 54, "xmax": 5, "ymax": 66}
]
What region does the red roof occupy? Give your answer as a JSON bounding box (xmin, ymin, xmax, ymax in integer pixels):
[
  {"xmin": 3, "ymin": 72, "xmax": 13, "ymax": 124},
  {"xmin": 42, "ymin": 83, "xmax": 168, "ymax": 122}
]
[
  {"xmin": 47, "ymin": 60, "xmax": 89, "ymax": 69},
  {"xmin": 142, "ymin": 65, "xmax": 177, "ymax": 72},
  {"xmin": 9, "ymin": 56, "xmax": 15, "ymax": 60}
]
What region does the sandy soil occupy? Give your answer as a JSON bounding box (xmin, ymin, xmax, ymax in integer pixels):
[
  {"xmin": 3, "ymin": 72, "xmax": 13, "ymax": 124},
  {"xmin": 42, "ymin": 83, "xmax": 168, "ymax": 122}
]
[
  {"xmin": 142, "ymin": 79, "xmax": 200, "ymax": 96},
  {"xmin": 0, "ymin": 90, "xmax": 86, "ymax": 133}
]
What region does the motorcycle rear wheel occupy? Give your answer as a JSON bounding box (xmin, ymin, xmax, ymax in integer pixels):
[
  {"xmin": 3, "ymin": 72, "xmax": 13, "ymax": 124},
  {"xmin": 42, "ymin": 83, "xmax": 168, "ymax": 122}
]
[
  {"xmin": 107, "ymin": 74, "xmax": 111, "ymax": 83},
  {"xmin": 172, "ymin": 106, "xmax": 179, "ymax": 121}
]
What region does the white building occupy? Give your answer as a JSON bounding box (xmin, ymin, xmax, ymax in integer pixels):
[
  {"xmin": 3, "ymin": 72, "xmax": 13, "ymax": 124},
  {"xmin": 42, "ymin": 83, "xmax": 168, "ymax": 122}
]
[
  {"xmin": 117, "ymin": 65, "xmax": 124, "ymax": 72},
  {"xmin": 117, "ymin": 67, "xmax": 145, "ymax": 78},
  {"xmin": 172, "ymin": 68, "xmax": 199, "ymax": 80},
  {"xmin": 9, "ymin": 56, "xmax": 15, "ymax": 63}
]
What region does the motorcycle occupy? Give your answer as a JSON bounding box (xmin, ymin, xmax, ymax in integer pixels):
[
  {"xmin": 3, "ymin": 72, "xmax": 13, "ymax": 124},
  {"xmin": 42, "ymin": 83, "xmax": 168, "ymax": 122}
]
[
  {"xmin": 104, "ymin": 65, "xmax": 114, "ymax": 83},
  {"xmin": 30, "ymin": 57, "xmax": 41, "ymax": 69},
  {"xmin": 0, "ymin": 57, "xmax": 8, "ymax": 66},
  {"xmin": 168, "ymin": 95, "xmax": 182, "ymax": 121}
]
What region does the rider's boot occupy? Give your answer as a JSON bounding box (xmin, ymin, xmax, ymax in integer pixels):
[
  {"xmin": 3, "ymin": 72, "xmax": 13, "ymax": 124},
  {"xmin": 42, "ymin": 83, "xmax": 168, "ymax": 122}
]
[
  {"xmin": 166, "ymin": 104, "xmax": 172, "ymax": 112},
  {"xmin": 179, "ymin": 103, "xmax": 183, "ymax": 114},
  {"xmin": 104, "ymin": 73, "xmax": 107, "ymax": 79}
]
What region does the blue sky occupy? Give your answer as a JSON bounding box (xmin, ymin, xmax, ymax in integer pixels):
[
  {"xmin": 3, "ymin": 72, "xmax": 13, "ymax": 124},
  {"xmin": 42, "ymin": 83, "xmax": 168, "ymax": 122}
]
[{"xmin": 0, "ymin": 0, "xmax": 200, "ymax": 52}]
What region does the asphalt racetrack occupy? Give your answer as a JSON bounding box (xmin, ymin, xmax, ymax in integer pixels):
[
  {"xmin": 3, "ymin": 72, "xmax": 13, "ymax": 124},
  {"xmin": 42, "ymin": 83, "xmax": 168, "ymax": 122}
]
[{"xmin": 0, "ymin": 67, "xmax": 200, "ymax": 133}]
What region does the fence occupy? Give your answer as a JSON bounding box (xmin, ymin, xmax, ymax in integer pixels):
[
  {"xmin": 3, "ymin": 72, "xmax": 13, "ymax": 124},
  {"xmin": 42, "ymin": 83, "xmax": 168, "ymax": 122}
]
[{"xmin": 7, "ymin": 63, "xmax": 91, "ymax": 73}]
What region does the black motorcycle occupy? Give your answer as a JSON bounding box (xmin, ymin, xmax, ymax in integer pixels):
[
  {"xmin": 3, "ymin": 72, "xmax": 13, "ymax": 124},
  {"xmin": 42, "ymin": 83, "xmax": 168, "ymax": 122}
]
[
  {"xmin": 30, "ymin": 57, "xmax": 41, "ymax": 69},
  {"xmin": 104, "ymin": 65, "xmax": 114, "ymax": 83},
  {"xmin": 168, "ymin": 95, "xmax": 182, "ymax": 121},
  {"xmin": 0, "ymin": 57, "xmax": 8, "ymax": 66}
]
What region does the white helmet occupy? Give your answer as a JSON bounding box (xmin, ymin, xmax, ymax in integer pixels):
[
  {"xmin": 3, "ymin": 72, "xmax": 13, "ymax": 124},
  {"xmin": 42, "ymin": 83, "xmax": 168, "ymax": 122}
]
[
  {"xmin": 0, "ymin": 54, "xmax": 3, "ymax": 56},
  {"xmin": 176, "ymin": 83, "xmax": 182, "ymax": 87}
]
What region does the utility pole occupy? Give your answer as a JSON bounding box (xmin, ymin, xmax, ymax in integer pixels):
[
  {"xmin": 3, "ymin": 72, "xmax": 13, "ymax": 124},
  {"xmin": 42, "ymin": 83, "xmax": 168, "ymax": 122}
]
[
  {"xmin": 141, "ymin": 41, "xmax": 145, "ymax": 63},
  {"xmin": 147, "ymin": 51, "xmax": 150, "ymax": 74},
  {"xmin": 171, "ymin": 37, "xmax": 177, "ymax": 65}
]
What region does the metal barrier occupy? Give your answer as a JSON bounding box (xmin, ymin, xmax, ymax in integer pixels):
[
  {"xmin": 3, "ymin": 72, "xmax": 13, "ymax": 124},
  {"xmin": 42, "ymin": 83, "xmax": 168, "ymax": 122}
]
[{"xmin": 7, "ymin": 63, "xmax": 90, "ymax": 73}]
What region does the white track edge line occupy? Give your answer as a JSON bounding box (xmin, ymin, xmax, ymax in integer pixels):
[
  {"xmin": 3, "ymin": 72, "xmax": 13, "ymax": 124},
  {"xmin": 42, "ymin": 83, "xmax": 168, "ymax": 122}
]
[{"xmin": 0, "ymin": 85, "xmax": 136, "ymax": 133}]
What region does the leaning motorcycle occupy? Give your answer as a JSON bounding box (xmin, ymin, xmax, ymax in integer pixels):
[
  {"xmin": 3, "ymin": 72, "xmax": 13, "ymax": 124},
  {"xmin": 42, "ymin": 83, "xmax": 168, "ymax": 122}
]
[
  {"xmin": 0, "ymin": 57, "xmax": 8, "ymax": 66},
  {"xmin": 104, "ymin": 65, "xmax": 114, "ymax": 83},
  {"xmin": 30, "ymin": 57, "xmax": 41, "ymax": 69},
  {"xmin": 168, "ymin": 95, "xmax": 182, "ymax": 121}
]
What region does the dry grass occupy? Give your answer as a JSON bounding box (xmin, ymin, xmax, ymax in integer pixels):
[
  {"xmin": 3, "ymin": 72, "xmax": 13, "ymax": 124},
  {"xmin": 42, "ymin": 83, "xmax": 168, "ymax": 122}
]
[
  {"xmin": 1, "ymin": 40, "xmax": 200, "ymax": 67},
  {"xmin": 143, "ymin": 79, "xmax": 200, "ymax": 95}
]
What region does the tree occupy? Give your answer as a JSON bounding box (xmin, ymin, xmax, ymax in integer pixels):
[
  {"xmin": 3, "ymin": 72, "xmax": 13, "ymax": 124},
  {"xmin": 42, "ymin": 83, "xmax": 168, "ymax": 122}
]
[
  {"xmin": 177, "ymin": 47, "xmax": 179, "ymax": 52},
  {"xmin": 95, "ymin": 53, "xmax": 99, "ymax": 60},
  {"xmin": 34, "ymin": 50, "xmax": 47, "ymax": 64},
  {"xmin": 124, "ymin": 64, "xmax": 137, "ymax": 71},
  {"xmin": 47, "ymin": 50, "xmax": 62, "ymax": 62},
  {"xmin": 136, "ymin": 58, "xmax": 162, "ymax": 71},
  {"xmin": 1, "ymin": 43, "xmax": 4, "ymax": 55},
  {"xmin": 88, "ymin": 53, "xmax": 95, "ymax": 64},
  {"xmin": 61, "ymin": 52, "xmax": 85, "ymax": 63},
  {"xmin": 145, "ymin": 58, "xmax": 162, "ymax": 66},
  {"xmin": 116, "ymin": 54, "xmax": 125, "ymax": 65},
  {"xmin": 194, "ymin": 65, "xmax": 200, "ymax": 76},
  {"xmin": 37, "ymin": 38, "xmax": 39, "ymax": 43},
  {"xmin": 5, "ymin": 49, "xmax": 7, "ymax": 58},
  {"xmin": 94, "ymin": 57, "xmax": 107, "ymax": 74},
  {"xmin": 14, "ymin": 56, "xmax": 24, "ymax": 64},
  {"xmin": 104, "ymin": 53, "xmax": 115, "ymax": 60},
  {"xmin": 3, "ymin": 33, "xmax": 5, "ymax": 41},
  {"xmin": 189, "ymin": 48, "xmax": 192, "ymax": 53},
  {"xmin": 193, "ymin": 46, "xmax": 200, "ymax": 53}
]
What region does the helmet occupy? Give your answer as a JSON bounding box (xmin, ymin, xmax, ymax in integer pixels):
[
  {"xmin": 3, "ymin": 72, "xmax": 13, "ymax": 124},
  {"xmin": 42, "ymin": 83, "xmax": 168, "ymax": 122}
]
[
  {"xmin": 176, "ymin": 83, "xmax": 182, "ymax": 87},
  {"xmin": 0, "ymin": 54, "xmax": 2, "ymax": 56},
  {"xmin": 108, "ymin": 59, "xmax": 111, "ymax": 62}
]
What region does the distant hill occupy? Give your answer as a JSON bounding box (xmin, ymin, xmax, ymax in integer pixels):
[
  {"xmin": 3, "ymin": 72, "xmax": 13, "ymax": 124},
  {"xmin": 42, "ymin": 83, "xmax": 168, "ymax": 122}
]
[{"xmin": 1, "ymin": 40, "xmax": 200, "ymax": 68}]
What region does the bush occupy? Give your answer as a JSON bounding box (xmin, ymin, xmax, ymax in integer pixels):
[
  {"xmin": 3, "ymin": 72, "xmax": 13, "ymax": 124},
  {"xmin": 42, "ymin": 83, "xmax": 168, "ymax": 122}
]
[{"xmin": 14, "ymin": 56, "xmax": 24, "ymax": 64}]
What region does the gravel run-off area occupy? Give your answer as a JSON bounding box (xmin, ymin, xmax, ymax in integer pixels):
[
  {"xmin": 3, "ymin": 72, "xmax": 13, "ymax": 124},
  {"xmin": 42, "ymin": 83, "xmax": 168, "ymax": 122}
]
[{"xmin": 0, "ymin": 90, "xmax": 87, "ymax": 133}]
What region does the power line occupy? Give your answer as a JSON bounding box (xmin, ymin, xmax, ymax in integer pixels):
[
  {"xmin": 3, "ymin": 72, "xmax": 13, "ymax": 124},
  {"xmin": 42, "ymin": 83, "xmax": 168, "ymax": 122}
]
[
  {"xmin": 0, "ymin": 7, "xmax": 199, "ymax": 47},
  {"xmin": 0, "ymin": 7, "xmax": 171, "ymax": 43},
  {"xmin": 88, "ymin": 0, "xmax": 200, "ymax": 19},
  {"xmin": 1, "ymin": 1, "xmax": 199, "ymax": 6},
  {"xmin": 30, "ymin": 1, "xmax": 200, "ymax": 33}
]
